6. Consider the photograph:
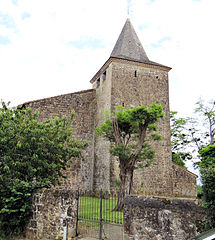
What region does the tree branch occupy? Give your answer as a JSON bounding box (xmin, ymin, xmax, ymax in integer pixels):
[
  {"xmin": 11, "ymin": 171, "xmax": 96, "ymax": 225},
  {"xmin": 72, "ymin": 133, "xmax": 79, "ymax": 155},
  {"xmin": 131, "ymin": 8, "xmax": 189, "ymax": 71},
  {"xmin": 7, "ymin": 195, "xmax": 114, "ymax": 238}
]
[
  {"xmin": 111, "ymin": 117, "xmax": 122, "ymax": 145},
  {"xmin": 129, "ymin": 122, "xmax": 148, "ymax": 167}
]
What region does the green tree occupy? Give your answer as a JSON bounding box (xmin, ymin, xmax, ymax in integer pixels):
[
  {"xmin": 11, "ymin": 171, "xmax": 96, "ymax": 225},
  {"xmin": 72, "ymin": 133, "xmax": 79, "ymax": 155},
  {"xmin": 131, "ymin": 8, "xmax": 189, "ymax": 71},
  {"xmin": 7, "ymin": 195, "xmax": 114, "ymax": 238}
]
[
  {"xmin": 198, "ymin": 145, "xmax": 215, "ymax": 229},
  {"xmin": 96, "ymin": 103, "xmax": 164, "ymax": 209},
  {"xmin": 170, "ymin": 111, "xmax": 192, "ymax": 167},
  {"xmin": 194, "ymin": 99, "xmax": 215, "ymax": 147},
  {"xmin": 0, "ymin": 102, "xmax": 86, "ymax": 238},
  {"xmin": 170, "ymin": 100, "xmax": 215, "ymax": 229},
  {"xmin": 192, "ymin": 99, "xmax": 215, "ymax": 229}
]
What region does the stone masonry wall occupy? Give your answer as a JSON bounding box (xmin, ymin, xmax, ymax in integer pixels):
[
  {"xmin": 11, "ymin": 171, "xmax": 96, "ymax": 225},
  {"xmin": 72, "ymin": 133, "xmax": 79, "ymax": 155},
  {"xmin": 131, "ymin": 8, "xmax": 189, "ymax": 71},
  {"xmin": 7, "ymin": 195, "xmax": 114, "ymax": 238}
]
[
  {"xmin": 110, "ymin": 59, "xmax": 173, "ymax": 196},
  {"xmin": 132, "ymin": 163, "xmax": 197, "ymax": 198},
  {"xmin": 93, "ymin": 65, "xmax": 112, "ymax": 191},
  {"xmin": 25, "ymin": 189, "xmax": 77, "ymax": 240},
  {"xmin": 25, "ymin": 89, "xmax": 96, "ymax": 191},
  {"xmin": 172, "ymin": 163, "xmax": 197, "ymax": 198},
  {"xmin": 123, "ymin": 195, "xmax": 206, "ymax": 240},
  {"xmin": 22, "ymin": 57, "xmax": 197, "ymax": 197}
]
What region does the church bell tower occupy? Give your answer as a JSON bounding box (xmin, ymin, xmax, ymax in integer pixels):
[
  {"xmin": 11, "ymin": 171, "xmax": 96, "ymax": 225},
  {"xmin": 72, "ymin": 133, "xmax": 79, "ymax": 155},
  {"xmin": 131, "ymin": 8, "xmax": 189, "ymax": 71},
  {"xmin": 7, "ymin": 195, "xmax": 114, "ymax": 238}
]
[{"xmin": 90, "ymin": 19, "xmax": 173, "ymax": 195}]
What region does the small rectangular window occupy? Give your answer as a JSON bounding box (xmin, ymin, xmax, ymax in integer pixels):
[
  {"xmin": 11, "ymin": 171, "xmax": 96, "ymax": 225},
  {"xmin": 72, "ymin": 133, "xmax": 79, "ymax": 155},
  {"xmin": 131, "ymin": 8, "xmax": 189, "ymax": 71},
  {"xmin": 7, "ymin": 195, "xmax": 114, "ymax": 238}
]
[
  {"xmin": 134, "ymin": 70, "xmax": 137, "ymax": 77},
  {"xmin": 103, "ymin": 71, "xmax": 106, "ymax": 81},
  {"xmin": 97, "ymin": 78, "xmax": 100, "ymax": 87}
]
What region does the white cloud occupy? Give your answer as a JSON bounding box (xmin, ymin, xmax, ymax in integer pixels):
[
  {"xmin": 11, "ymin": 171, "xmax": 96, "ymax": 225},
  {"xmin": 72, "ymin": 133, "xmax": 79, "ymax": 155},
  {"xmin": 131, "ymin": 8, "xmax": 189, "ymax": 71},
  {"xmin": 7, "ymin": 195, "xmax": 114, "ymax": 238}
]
[{"xmin": 0, "ymin": 0, "xmax": 214, "ymax": 108}]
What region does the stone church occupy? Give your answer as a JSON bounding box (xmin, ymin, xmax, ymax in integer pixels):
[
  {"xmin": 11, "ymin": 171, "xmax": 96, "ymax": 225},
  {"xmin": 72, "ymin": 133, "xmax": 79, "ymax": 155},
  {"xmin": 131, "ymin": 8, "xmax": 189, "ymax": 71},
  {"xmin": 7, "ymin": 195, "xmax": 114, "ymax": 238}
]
[{"xmin": 23, "ymin": 19, "xmax": 197, "ymax": 198}]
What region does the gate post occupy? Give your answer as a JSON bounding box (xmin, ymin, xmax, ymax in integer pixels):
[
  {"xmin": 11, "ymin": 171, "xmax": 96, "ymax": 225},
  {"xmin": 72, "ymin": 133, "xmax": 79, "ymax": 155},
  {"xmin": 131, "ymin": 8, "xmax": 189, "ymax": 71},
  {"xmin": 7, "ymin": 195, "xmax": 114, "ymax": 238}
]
[
  {"xmin": 99, "ymin": 190, "xmax": 103, "ymax": 240},
  {"xmin": 75, "ymin": 190, "xmax": 79, "ymax": 237}
]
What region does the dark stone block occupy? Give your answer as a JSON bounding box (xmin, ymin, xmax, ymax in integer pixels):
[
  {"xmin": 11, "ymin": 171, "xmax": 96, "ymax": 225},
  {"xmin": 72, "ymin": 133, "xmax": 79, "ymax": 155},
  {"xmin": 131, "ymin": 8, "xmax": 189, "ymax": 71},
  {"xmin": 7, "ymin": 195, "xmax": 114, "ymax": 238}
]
[
  {"xmin": 30, "ymin": 220, "xmax": 37, "ymax": 228},
  {"xmin": 67, "ymin": 206, "xmax": 73, "ymax": 217}
]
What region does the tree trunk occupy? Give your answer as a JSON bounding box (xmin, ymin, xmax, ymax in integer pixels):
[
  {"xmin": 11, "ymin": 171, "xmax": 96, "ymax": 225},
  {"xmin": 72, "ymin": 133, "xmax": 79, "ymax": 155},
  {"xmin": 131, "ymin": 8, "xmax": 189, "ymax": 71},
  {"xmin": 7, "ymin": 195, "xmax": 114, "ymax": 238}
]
[{"xmin": 114, "ymin": 166, "xmax": 133, "ymax": 211}]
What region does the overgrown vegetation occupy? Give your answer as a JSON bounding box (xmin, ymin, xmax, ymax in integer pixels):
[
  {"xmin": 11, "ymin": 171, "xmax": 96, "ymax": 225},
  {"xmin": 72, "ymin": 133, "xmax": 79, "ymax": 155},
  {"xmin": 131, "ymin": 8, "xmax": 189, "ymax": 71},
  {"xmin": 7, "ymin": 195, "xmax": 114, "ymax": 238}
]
[
  {"xmin": 171, "ymin": 99, "xmax": 215, "ymax": 230},
  {"xmin": 170, "ymin": 111, "xmax": 192, "ymax": 168},
  {"xmin": 197, "ymin": 185, "xmax": 203, "ymax": 199},
  {"xmin": 194, "ymin": 100, "xmax": 215, "ymax": 229},
  {"xmin": 198, "ymin": 145, "xmax": 215, "ymax": 229},
  {"xmin": 0, "ymin": 102, "xmax": 86, "ymax": 238}
]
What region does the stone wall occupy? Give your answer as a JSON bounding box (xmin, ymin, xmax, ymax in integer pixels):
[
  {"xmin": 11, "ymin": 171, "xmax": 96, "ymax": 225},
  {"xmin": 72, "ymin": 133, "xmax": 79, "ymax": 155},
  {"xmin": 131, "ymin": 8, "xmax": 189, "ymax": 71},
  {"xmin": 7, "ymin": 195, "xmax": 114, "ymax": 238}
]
[
  {"xmin": 22, "ymin": 192, "xmax": 205, "ymax": 240},
  {"xmin": 132, "ymin": 163, "xmax": 198, "ymax": 198},
  {"xmin": 172, "ymin": 163, "xmax": 197, "ymax": 198},
  {"xmin": 22, "ymin": 57, "xmax": 197, "ymax": 197},
  {"xmin": 24, "ymin": 89, "xmax": 96, "ymax": 191},
  {"xmin": 25, "ymin": 189, "xmax": 77, "ymax": 240},
  {"xmin": 93, "ymin": 65, "xmax": 112, "ymax": 191},
  {"xmin": 123, "ymin": 195, "xmax": 206, "ymax": 240}
]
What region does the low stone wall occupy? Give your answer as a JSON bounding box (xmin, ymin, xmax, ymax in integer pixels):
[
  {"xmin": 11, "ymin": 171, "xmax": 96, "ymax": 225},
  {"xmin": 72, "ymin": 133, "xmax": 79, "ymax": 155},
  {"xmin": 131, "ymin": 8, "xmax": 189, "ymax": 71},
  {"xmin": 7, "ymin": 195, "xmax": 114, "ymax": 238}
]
[
  {"xmin": 123, "ymin": 195, "xmax": 206, "ymax": 240},
  {"xmin": 24, "ymin": 189, "xmax": 77, "ymax": 240},
  {"xmin": 19, "ymin": 192, "xmax": 206, "ymax": 240}
]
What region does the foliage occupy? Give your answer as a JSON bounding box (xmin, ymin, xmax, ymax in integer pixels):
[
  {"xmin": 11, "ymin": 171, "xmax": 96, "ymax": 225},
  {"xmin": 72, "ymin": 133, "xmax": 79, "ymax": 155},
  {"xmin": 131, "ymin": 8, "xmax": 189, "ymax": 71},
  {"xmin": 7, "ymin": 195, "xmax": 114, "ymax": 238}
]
[
  {"xmin": 172, "ymin": 152, "xmax": 190, "ymax": 168},
  {"xmin": 0, "ymin": 102, "xmax": 86, "ymax": 238},
  {"xmin": 179, "ymin": 99, "xmax": 215, "ymax": 229},
  {"xmin": 170, "ymin": 99, "xmax": 215, "ymax": 168},
  {"xmin": 190, "ymin": 99, "xmax": 215, "ymax": 228},
  {"xmin": 195, "ymin": 100, "xmax": 215, "ymax": 145},
  {"xmin": 190, "ymin": 100, "xmax": 215, "ymax": 151},
  {"xmin": 197, "ymin": 185, "xmax": 203, "ymax": 199},
  {"xmin": 96, "ymin": 103, "xmax": 164, "ymax": 208},
  {"xmin": 198, "ymin": 145, "xmax": 215, "ymax": 229},
  {"xmin": 170, "ymin": 111, "xmax": 189, "ymax": 149},
  {"xmin": 170, "ymin": 100, "xmax": 215, "ymax": 229},
  {"xmin": 115, "ymin": 178, "xmax": 121, "ymax": 189},
  {"xmin": 170, "ymin": 111, "xmax": 192, "ymax": 168}
]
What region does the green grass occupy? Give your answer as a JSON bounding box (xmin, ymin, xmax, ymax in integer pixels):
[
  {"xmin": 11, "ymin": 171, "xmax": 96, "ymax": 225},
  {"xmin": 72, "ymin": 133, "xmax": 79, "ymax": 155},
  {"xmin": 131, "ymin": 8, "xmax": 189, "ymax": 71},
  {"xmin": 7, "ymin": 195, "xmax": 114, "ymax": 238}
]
[{"xmin": 78, "ymin": 196, "xmax": 123, "ymax": 224}]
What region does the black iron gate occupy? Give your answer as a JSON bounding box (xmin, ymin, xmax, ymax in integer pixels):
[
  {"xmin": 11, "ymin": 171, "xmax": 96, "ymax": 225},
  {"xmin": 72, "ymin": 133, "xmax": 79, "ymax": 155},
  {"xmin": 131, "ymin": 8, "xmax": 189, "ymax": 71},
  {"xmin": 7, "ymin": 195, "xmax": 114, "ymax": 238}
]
[{"xmin": 75, "ymin": 191, "xmax": 124, "ymax": 240}]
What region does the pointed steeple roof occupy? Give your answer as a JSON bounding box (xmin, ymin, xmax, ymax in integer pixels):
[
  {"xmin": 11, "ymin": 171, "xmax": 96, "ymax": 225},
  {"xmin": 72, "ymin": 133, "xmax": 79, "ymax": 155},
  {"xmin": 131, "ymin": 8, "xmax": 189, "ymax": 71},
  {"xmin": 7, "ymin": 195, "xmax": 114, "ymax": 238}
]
[
  {"xmin": 90, "ymin": 19, "xmax": 171, "ymax": 83},
  {"xmin": 111, "ymin": 18, "xmax": 149, "ymax": 63},
  {"xmin": 110, "ymin": 19, "xmax": 169, "ymax": 69}
]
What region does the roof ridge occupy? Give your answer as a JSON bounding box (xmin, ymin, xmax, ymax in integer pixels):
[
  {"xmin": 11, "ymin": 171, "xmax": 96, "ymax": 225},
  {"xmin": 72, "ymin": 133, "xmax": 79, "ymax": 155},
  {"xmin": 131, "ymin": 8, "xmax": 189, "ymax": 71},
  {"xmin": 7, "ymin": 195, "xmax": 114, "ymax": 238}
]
[{"xmin": 21, "ymin": 89, "xmax": 95, "ymax": 106}]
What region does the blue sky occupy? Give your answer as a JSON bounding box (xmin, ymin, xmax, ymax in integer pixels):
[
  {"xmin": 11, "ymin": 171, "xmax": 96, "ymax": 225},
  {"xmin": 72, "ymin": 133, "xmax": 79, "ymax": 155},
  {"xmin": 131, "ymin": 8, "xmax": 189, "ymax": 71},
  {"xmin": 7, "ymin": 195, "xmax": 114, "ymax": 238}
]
[{"xmin": 0, "ymin": 0, "xmax": 214, "ymax": 174}]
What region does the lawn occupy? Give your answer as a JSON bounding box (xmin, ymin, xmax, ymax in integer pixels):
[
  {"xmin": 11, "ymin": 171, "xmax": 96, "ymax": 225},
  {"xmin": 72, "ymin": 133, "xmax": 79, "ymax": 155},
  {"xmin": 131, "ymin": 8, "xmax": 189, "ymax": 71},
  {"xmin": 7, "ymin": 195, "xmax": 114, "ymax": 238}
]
[{"xmin": 78, "ymin": 196, "xmax": 123, "ymax": 224}]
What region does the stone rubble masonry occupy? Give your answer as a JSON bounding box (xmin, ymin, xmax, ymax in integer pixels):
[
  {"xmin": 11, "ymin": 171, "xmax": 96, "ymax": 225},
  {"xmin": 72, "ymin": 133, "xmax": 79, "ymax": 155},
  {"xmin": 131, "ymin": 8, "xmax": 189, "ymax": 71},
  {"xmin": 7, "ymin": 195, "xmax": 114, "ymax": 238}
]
[
  {"xmin": 24, "ymin": 189, "xmax": 77, "ymax": 240},
  {"xmin": 25, "ymin": 89, "xmax": 97, "ymax": 191},
  {"xmin": 93, "ymin": 63, "xmax": 112, "ymax": 191},
  {"xmin": 92, "ymin": 57, "xmax": 197, "ymax": 197},
  {"xmin": 123, "ymin": 195, "xmax": 206, "ymax": 240},
  {"xmin": 172, "ymin": 163, "xmax": 197, "ymax": 197},
  {"xmin": 109, "ymin": 59, "xmax": 173, "ymax": 196},
  {"xmin": 23, "ymin": 57, "xmax": 197, "ymax": 197}
]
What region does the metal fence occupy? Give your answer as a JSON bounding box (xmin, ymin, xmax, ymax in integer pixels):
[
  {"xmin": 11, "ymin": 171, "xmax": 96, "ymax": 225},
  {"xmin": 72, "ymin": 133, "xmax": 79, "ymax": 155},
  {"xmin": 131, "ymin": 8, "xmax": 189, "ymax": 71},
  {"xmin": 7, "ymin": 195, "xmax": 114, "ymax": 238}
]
[{"xmin": 75, "ymin": 191, "xmax": 124, "ymax": 240}]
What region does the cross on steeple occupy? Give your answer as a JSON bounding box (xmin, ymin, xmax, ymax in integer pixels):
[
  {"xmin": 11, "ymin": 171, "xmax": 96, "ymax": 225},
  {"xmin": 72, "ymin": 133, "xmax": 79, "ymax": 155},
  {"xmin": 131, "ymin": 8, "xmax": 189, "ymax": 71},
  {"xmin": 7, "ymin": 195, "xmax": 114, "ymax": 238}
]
[{"xmin": 127, "ymin": 0, "xmax": 131, "ymax": 17}]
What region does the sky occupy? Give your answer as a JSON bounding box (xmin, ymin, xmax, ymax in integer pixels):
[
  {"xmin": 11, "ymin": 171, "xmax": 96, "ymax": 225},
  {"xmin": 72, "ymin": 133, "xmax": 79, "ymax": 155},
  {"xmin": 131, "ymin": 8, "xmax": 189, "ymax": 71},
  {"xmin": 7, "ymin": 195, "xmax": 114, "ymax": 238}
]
[{"xmin": 0, "ymin": 0, "xmax": 214, "ymax": 175}]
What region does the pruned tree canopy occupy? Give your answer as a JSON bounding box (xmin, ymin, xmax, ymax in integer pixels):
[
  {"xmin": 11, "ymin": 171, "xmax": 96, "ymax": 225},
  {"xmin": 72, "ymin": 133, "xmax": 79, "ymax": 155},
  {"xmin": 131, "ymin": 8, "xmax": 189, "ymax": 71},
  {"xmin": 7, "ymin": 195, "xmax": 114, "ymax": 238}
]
[{"xmin": 96, "ymin": 103, "xmax": 164, "ymax": 209}]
